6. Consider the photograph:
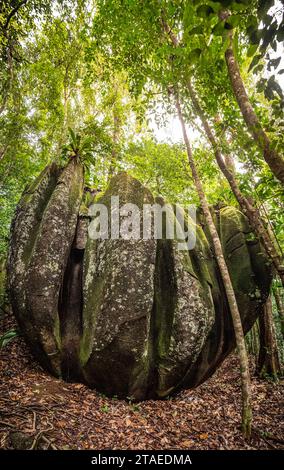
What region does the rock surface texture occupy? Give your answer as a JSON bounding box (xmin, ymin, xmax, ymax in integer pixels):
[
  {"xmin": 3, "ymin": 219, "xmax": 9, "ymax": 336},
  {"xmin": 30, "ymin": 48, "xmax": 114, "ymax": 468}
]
[{"xmin": 8, "ymin": 164, "xmax": 272, "ymax": 399}]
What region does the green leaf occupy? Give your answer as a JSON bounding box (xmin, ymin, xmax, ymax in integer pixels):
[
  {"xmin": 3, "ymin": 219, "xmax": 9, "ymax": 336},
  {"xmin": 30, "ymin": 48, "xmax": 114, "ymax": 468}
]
[
  {"xmin": 247, "ymin": 27, "xmax": 260, "ymax": 45},
  {"xmin": 277, "ymin": 25, "xmax": 284, "ymax": 42},
  {"xmin": 269, "ymin": 57, "xmax": 281, "ymax": 70},
  {"xmin": 0, "ymin": 329, "xmax": 19, "ymax": 348},
  {"xmin": 248, "ymin": 53, "xmax": 263, "ymax": 72},
  {"xmin": 247, "ymin": 44, "xmax": 258, "ymax": 57},
  {"xmin": 212, "ymin": 21, "xmax": 225, "ymax": 36},
  {"xmin": 252, "ymin": 63, "xmax": 264, "ymax": 75},
  {"xmin": 232, "ymin": 0, "xmax": 250, "ymax": 12},
  {"xmin": 226, "ymin": 15, "xmax": 241, "ymax": 28},
  {"xmin": 196, "ymin": 5, "xmax": 214, "ymax": 18},
  {"xmin": 188, "ymin": 25, "xmax": 204, "ymax": 36},
  {"xmin": 68, "ymin": 127, "xmax": 76, "ymax": 144},
  {"xmin": 187, "ymin": 48, "xmax": 202, "ymax": 63}
]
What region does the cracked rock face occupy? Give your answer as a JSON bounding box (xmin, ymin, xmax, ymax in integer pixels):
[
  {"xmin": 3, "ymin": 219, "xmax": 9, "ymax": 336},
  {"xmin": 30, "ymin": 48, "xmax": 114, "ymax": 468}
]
[{"xmin": 8, "ymin": 164, "xmax": 272, "ymax": 400}]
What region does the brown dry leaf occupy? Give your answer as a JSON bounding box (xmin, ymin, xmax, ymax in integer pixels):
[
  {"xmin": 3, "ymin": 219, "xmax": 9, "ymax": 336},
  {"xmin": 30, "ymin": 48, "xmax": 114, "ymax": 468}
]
[
  {"xmin": 74, "ymin": 384, "xmax": 84, "ymax": 390},
  {"xmin": 181, "ymin": 439, "xmax": 194, "ymax": 447},
  {"xmin": 161, "ymin": 437, "xmax": 169, "ymax": 445},
  {"xmin": 57, "ymin": 420, "xmax": 66, "ymax": 428}
]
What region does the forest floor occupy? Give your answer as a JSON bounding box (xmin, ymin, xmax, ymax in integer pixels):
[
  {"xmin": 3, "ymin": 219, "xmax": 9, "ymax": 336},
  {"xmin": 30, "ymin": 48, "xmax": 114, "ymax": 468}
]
[{"xmin": 0, "ymin": 315, "xmax": 283, "ymax": 450}]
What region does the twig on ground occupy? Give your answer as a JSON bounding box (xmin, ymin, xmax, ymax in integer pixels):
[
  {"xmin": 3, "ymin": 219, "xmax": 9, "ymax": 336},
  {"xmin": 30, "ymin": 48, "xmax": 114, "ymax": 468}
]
[{"xmin": 28, "ymin": 425, "xmax": 54, "ymax": 450}]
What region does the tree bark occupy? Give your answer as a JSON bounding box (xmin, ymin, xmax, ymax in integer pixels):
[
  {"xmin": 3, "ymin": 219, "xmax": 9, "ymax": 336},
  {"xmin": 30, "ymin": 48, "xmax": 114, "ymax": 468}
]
[
  {"xmin": 247, "ymin": 321, "xmax": 259, "ymax": 358},
  {"xmin": 0, "ymin": 0, "xmax": 26, "ymax": 116},
  {"xmin": 109, "ymin": 112, "xmax": 120, "ymax": 178},
  {"xmin": 174, "ymin": 91, "xmax": 252, "ymax": 439},
  {"xmin": 225, "ymin": 32, "xmax": 284, "ymax": 184},
  {"xmin": 257, "ymin": 296, "xmax": 282, "ymax": 380},
  {"xmin": 0, "ymin": 143, "xmax": 8, "ymax": 162},
  {"xmin": 252, "ymin": 321, "xmax": 260, "ymax": 358},
  {"xmin": 2, "ymin": 1, "xmax": 28, "ymax": 32},
  {"xmin": 224, "ymin": 152, "xmax": 236, "ymax": 176},
  {"xmin": 274, "ymin": 288, "xmax": 284, "ymax": 340},
  {"xmin": 108, "ymin": 81, "xmax": 121, "ymax": 179}
]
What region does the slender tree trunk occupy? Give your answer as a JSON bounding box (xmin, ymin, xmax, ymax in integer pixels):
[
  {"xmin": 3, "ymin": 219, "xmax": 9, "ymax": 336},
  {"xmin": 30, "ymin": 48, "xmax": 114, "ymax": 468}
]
[
  {"xmin": 245, "ymin": 330, "xmax": 252, "ymax": 355},
  {"xmin": 108, "ymin": 81, "xmax": 121, "ymax": 180},
  {"xmin": 0, "ymin": 36, "xmax": 14, "ymax": 116},
  {"xmin": 224, "ymin": 31, "xmax": 284, "ymax": 184},
  {"xmin": 2, "ymin": 0, "xmax": 28, "ymax": 31},
  {"xmin": 56, "ymin": 77, "xmax": 70, "ymax": 157},
  {"xmin": 246, "ymin": 321, "xmax": 259, "ymax": 358},
  {"xmin": 174, "ymin": 91, "xmax": 252, "ymax": 439},
  {"xmin": 257, "ymin": 296, "xmax": 282, "ymax": 380},
  {"xmin": 224, "ymin": 153, "xmax": 236, "ymax": 176},
  {"xmin": 253, "ymin": 321, "xmax": 260, "ymax": 359},
  {"xmin": 274, "ymin": 288, "xmax": 284, "ymax": 340},
  {"xmin": 259, "ymin": 202, "xmax": 284, "ymax": 259},
  {"xmin": 0, "ymin": 143, "xmax": 8, "ymax": 162},
  {"xmin": 161, "ymin": 16, "xmax": 284, "ymax": 286},
  {"xmin": 186, "ymin": 80, "xmax": 284, "ymax": 287},
  {"xmin": 109, "ymin": 112, "xmax": 120, "ymax": 178}
]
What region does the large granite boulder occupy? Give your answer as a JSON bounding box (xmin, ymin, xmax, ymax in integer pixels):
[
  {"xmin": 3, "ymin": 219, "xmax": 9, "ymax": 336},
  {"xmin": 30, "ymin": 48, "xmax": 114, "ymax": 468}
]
[{"xmin": 7, "ymin": 164, "xmax": 272, "ymax": 399}]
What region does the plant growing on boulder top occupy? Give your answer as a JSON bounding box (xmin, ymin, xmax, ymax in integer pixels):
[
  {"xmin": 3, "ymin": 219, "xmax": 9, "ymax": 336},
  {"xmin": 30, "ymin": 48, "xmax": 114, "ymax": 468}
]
[{"xmin": 61, "ymin": 128, "xmax": 95, "ymax": 169}]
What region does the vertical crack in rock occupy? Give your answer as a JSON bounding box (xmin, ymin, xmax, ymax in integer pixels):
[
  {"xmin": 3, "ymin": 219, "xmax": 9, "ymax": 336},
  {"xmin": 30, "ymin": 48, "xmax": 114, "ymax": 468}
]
[
  {"xmin": 58, "ymin": 195, "xmax": 94, "ymax": 382},
  {"xmin": 58, "ymin": 245, "xmax": 84, "ymax": 381},
  {"xmin": 152, "ymin": 237, "xmax": 177, "ymax": 397}
]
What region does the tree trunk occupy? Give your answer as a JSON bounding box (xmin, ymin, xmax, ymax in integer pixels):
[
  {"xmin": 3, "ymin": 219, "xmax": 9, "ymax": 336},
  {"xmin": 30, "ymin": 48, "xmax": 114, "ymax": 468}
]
[
  {"xmin": 186, "ymin": 80, "xmax": 284, "ymax": 288},
  {"xmin": 0, "ymin": 35, "xmax": 14, "ymax": 116},
  {"xmin": 2, "ymin": 1, "xmax": 28, "ymax": 32},
  {"xmin": 108, "ymin": 80, "xmax": 121, "ymax": 179},
  {"xmin": 257, "ymin": 296, "xmax": 282, "ymax": 380},
  {"xmin": 246, "ymin": 321, "xmax": 260, "ymax": 358},
  {"xmin": 274, "ymin": 288, "xmax": 284, "ymax": 340},
  {"xmin": 224, "ymin": 153, "xmax": 236, "ymax": 176},
  {"xmin": 245, "ymin": 330, "xmax": 252, "ymax": 355},
  {"xmin": 109, "ymin": 112, "xmax": 120, "ymax": 178},
  {"xmin": 224, "ymin": 32, "xmax": 284, "ymax": 184},
  {"xmin": 174, "ymin": 91, "xmax": 252, "ymax": 439},
  {"xmin": 252, "ymin": 321, "xmax": 260, "ymax": 359},
  {"xmin": 56, "ymin": 82, "xmax": 70, "ymax": 156},
  {"xmin": 161, "ymin": 16, "xmax": 284, "ymax": 287}
]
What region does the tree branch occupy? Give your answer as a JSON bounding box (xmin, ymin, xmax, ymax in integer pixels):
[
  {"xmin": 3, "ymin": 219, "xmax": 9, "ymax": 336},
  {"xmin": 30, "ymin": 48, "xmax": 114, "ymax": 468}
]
[{"xmin": 3, "ymin": 0, "xmax": 28, "ymax": 32}]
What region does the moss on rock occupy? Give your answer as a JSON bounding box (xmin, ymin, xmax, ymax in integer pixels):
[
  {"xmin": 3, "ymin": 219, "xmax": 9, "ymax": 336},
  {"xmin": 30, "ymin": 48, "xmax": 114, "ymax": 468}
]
[
  {"xmin": 8, "ymin": 161, "xmax": 83, "ymax": 375},
  {"xmin": 8, "ymin": 170, "xmax": 272, "ymax": 399},
  {"xmin": 80, "ymin": 172, "xmax": 156, "ymax": 399}
]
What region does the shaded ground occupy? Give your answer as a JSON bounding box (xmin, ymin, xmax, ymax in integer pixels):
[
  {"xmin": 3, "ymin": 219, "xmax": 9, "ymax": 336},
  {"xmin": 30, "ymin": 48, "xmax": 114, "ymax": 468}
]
[{"xmin": 0, "ymin": 315, "xmax": 283, "ymax": 450}]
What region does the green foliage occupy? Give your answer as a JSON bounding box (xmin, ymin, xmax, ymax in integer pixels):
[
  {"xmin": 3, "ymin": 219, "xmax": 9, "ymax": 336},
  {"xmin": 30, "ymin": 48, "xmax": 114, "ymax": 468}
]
[
  {"xmin": 0, "ymin": 329, "xmax": 19, "ymax": 349},
  {"xmin": 61, "ymin": 128, "xmax": 95, "ymax": 166},
  {"xmin": 100, "ymin": 404, "xmax": 110, "ymax": 413}
]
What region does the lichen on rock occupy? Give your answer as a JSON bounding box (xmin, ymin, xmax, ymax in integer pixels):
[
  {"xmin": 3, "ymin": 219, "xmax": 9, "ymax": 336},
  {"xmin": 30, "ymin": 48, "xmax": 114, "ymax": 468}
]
[{"xmin": 8, "ymin": 168, "xmax": 272, "ymax": 400}]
